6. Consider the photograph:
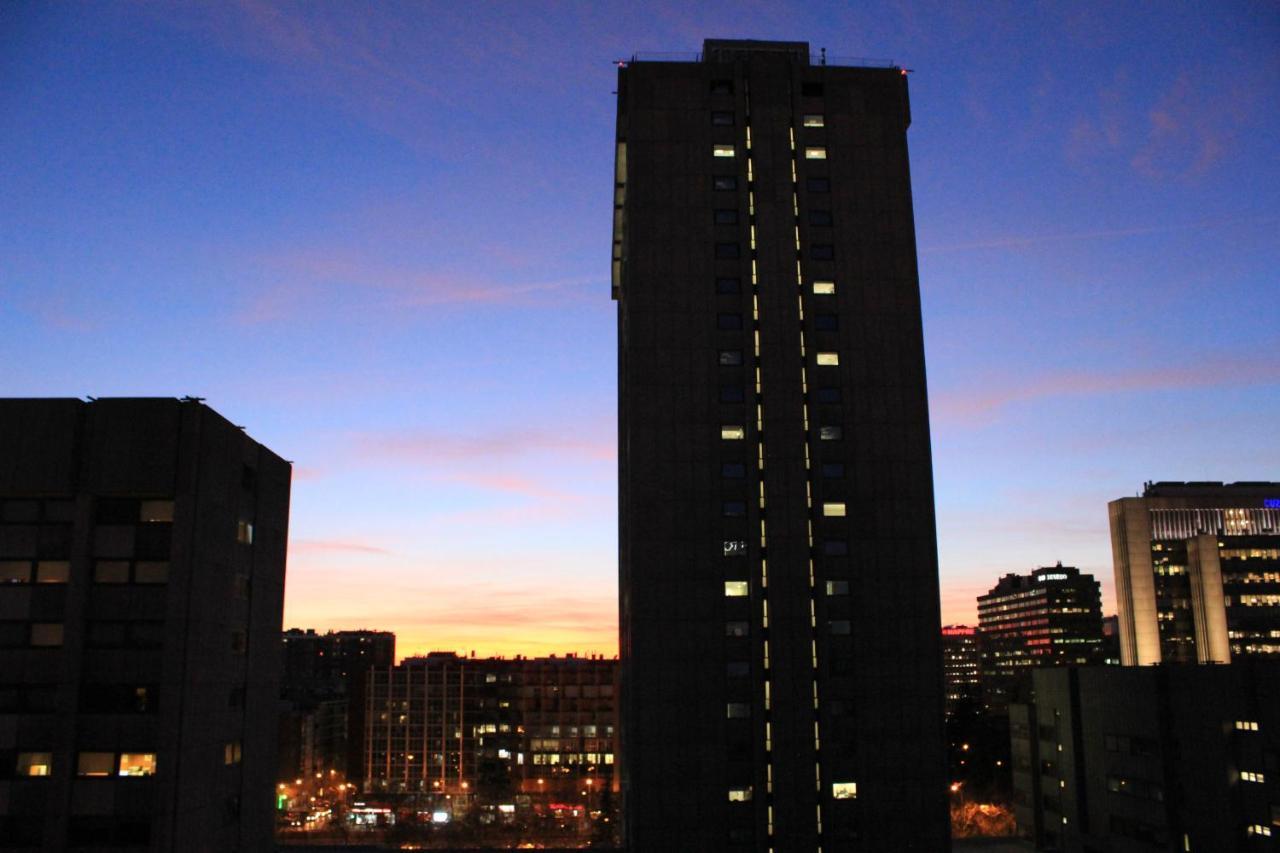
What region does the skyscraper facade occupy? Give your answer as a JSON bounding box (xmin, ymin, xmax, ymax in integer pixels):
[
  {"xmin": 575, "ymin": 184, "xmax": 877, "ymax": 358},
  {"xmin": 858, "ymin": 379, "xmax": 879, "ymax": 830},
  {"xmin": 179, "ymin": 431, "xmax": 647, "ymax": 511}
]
[
  {"xmin": 0, "ymin": 398, "xmax": 290, "ymax": 852},
  {"xmin": 976, "ymin": 564, "xmax": 1105, "ymax": 708},
  {"xmin": 1109, "ymin": 481, "xmax": 1280, "ymax": 665},
  {"xmin": 614, "ymin": 39, "xmax": 948, "ymax": 851},
  {"xmin": 940, "ymin": 625, "xmax": 982, "ymax": 716}
]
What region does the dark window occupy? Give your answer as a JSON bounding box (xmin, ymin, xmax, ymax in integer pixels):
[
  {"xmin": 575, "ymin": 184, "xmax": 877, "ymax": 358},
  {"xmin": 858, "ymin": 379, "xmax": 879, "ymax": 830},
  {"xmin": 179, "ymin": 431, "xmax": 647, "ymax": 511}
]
[
  {"xmin": 810, "ymin": 244, "xmax": 835, "ymax": 260},
  {"xmin": 814, "ymin": 314, "xmax": 838, "ymax": 331},
  {"xmin": 801, "ymin": 82, "xmax": 824, "ymax": 97},
  {"xmin": 727, "ymin": 662, "xmax": 750, "ymax": 677},
  {"xmin": 807, "ymin": 177, "xmax": 831, "ymax": 193},
  {"xmin": 95, "ymin": 499, "xmax": 138, "ymax": 525},
  {"xmin": 1, "ymin": 500, "xmax": 39, "ymax": 522},
  {"xmin": 819, "ymin": 425, "xmax": 843, "ymax": 440},
  {"xmin": 87, "ymin": 622, "xmax": 127, "ymax": 648},
  {"xmin": 713, "ymin": 175, "xmax": 738, "ymax": 191},
  {"xmin": 715, "ymin": 242, "xmax": 741, "ymax": 259},
  {"xmin": 711, "ymin": 111, "xmax": 734, "ymax": 126},
  {"xmin": 723, "ymin": 501, "xmax": 747, "ymax": 517},
  {"xmin": 717, "ymin": 313, "xmax": 743, "ymax": 330},
  {"xmin": 711, "ymin": 80, "xmax": 734, "ymax": 95},
  {"xmin": 228, "ymin": 687, "xmax": 246, "ymax": 709},
  {"xmin": 722, "ymin": 463, "xmax": 747, "ymax": 479},
  {"xmin": 716, "ymin": 276, "xmax": 741, "ymax": 294},
  {"xmin": 714, "ymin": 209, "xmax": 739, "ymax": 225},
  {"xmin": 725, "ymin": 621, "xmax": 749, "ymax": 637},
  {"xmin": 816, "ymin": 387, "xmax": 841, "ymax": 403},
  {"xmin": 720, "ymin": 387, "xmax": 745, "ymax": 403},
  {"xmin": 822, "ymin": 463, "xmax": 845, "ymax": 478},
  {"xmin": 824, "ymin": 539, "xmax": 848, "ymax": 556},
  {"xmin": 719, "ymin": 350, "xmax": 743, "ymax": 366},
  {"xmin": 809, "ymin": 210, "xmax": 833, "ymax": 226}
]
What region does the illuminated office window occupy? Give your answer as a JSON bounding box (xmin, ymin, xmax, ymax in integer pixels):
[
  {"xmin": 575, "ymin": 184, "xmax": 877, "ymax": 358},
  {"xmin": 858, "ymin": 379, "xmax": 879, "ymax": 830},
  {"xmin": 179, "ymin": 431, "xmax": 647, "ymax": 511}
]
[
  {"xmin": 713, "ymin": 145, "xmax": 736, "ymax": 158},
  {"xmin": 823, "ymin": 502, "xmax": 846, "ymax": 517},
  {"xmin": 728, "ymin": 787, "xmax": 753, "ymax": 802},
  {"xmin": 819, "ymin": 426, "xmax": 843, "ymax": 441},
  {"xmin": 722, "ymin": 426, "xmax": 746, "ymax": 440},
  {"xmin": 725, "ymin": 581, "xmax": 749, "ymax": 597},
  {"xmin": 812, "ymin": 280, "xmax": 836, "ymax": 295},
  {"xmin": 236, "ymin": 520, "xmax": 254, "ymax": 545},
  {"xmin": 16, "ymin": 752, "xmax": 52, "ymax": 777},
  {"xmin": 724, "ymin": 540, "xmax": 748, "ymax": 557},
  {"xmin": 826, "ymin": 580, "xmax": 849, "ymax": 596},
  {"xmin": 832, "ymin": 781, "xmax": 857, "ymax": 799},
  {"xmin": 118, "ymin": 753, "xmax": 156, "ymax": 777},
  {"xmin": 816, "ymin": 352, "xmax": 839, "ymax": 366},
  {"xmin": 77, "ymin": 752, "xmax": 115, "ymax": 777},
  {"xmin": 803, "ymin": 114, "xmax": 825, "ymax": 127},
  {"xmin": 0, "ymin": 561, "xmax": 29, "ymax": 583},
  {"xmin": 804, "ymin": 147, "xmax": 827, "ymax": 159}
]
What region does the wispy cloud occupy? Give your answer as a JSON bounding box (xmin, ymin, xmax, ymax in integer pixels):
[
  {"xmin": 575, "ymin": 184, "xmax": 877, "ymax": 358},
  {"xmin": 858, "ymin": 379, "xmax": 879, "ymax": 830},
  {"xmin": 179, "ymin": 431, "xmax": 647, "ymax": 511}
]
[
  {"xmin": 933, "ymin": 356, "xmax": 1280, "ymax": 425},
  {"xmin": 919, "ymin": 214, "xmax": 1275, "ymax": 254},
  {"xmin": 356, "ymin": 426, "xmax": 615, "ymax": 465},
  {"xmin": 290, "ymin": 539, "xmax": 392, "ymax": 556}
]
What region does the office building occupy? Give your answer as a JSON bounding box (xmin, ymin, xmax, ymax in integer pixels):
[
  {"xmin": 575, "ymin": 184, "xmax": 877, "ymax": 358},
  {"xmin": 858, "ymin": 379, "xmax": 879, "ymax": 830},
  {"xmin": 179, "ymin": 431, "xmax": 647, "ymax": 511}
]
[
  {"xmin": 1011, "ymin": 663, "xmax": 1280, "ymax": 851},
  {"xmin": 0, "ymin": 398, "xmax": 290, "ymax": 851},
  {"xmin": 977, "ymin": 564, "xmax": 1104, "ymax": 708},
  {"xmin": 1109, "ymin": 481, "xmax": 1280, "ymax": 665},
  {"xmin": 279, "ymin": 627, "xmax": 395, "ymax": 781},
  {"xmin": 363, "ymin": 653, "xmax": 618, "ymax": 811},
  {"xmin": 941, "ymin": 625, "xmax": 982, "ymax": 716},
  {"xmin": 614, "ymin": 39, "xmax": 948, "ymax": 851}
]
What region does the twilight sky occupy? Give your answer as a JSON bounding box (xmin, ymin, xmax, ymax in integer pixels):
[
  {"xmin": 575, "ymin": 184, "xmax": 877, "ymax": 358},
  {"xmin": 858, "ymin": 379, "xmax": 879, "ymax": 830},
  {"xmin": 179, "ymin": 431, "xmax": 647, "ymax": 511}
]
[{"xmin": 2, "ymin": 2, "xmax": 1277, "ymax": 659}]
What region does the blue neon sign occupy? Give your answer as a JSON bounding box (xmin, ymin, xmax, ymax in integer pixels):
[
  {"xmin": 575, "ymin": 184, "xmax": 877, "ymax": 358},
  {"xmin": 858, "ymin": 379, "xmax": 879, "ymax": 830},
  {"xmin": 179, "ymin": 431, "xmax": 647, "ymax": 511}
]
[{"xmin": 1265, "ymin": 498, "xmax": 1280, "ymax": 509}]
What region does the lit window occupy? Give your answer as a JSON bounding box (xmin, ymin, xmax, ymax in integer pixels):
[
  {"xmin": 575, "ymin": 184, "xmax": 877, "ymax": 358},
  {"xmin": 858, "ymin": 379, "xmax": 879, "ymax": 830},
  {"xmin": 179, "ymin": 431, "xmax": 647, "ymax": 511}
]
[
  {"xmin": 236, "ymin": 521, "xmax": 254, "ymax": 545},
  {"xmin": 816, "ymin": 352, "xmax": 839, "ymax": 366},
  {"xmin": 829, "ymin": 620, "xmax": 851, "ymax": 635},
  {"xmin": 803, "ymin": 114, "xmax": 825, "ymax": 127},
  {"xmin": 1247, "ymin": 825, "xmax": 1272, "ymax": 837},
  {"xmin": 826, "ymin": 580, "xmax": 849, "ymax": 596},
  {"xmin": 1234, "ymin": 720, "xmax": 1260, "ymax": 731},
  {"xmin": 722, "ymin": 426, "xmax": 746, "ymax": 440},
  {"xmin": 726, "ymin": 621, "xmax": 749, "ymax": 637},
  {"xmin": 712, "ymin": 111, "xmax": 734, "ymax": 126},
  {"xmin": 16, "ymin": 752, "xmax": 52, "ymax": 777},
  {"xmin": 812, "ymin": 280, "xmax": 835, "ymax": 295},
  {"xmin": 118, "ymin": 753, "xmax": 156, "ymax": 777},
  {"xmin": 724, "ymin": 540, "xmax": 748, "ymax": 557},
  {"xmin": 823, "ymin": 502, "xmax": 846, "ymax": 517},
  {"xmin": 804, "ymin": 147, "xmax": 827, "ymax": 160},
  {"xmin": 714, "ymin": 209, "xmax": 739, "ymax": 224},
  {"xmin": 713, "ymin": 145, "xmax": 736, "ymax": 158},
  {"xmin": 819, "ymin": 426, "xmax": 843, "ymax": 441},
  {"xmin": 717, "ymin": 313, "xmax": 742, "ymax": 330},
  {"xmin": 134, "ymin": 562, "xmax": 168, "ymax": 584},
  {"xmin": 0, "ymin": 561, "xmax": 29, "ymax": 583},
  {"xmin": 726, "ymin": 703, "xmax": 750, "ymax": 719},
  {"xmin": 30, "ymin": 623, "xmax": 63, "ymax": 648},
  {"xmin": 728, "ymin": 787, "xmax": 753, "ymax": 802},
  {"xmin": 832, "ymin": 781, "xmax": 857, "ymax": 799},
  {"xmin": 77, "ymin": 752, "xmax": 115, "ymax": 777},
  {"xmin": 714, "ymin": 175, "xmax": 738, "ymax": 191},
  {"xmin": 723, "ymin": 501, "xmax": 747, "ymax": 517},
  {"xmin": 719, "ymin": 350, "xmax": 743, "ymax": 366},
  {"xmin": 725, "ymin": 581, "xmax": 749, "ymax": 597},
  {"xmin": 35, "ymin": 561, "xmax": 69, "ymax": 583},
  {"xmin": 224, "ymin": 742, "xmax": 243, "ymax": 766},
  {"xmin": 1240, "ymin": 770, "xmax": 1265, "ymax": 783},
  {"xmin": 94, "ymin": 561, "xmax": 129, "ymax": 584},
  {"xmin": 139, "ymin": 500, "xmax": 174, "ymax": 523}
]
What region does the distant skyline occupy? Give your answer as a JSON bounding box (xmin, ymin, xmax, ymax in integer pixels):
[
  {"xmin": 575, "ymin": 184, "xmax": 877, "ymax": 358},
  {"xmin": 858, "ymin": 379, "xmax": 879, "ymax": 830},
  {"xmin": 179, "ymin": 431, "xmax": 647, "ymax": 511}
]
[{"xmin": 3, "ymin": 2, "xmax": 1277, "ymax": 658}]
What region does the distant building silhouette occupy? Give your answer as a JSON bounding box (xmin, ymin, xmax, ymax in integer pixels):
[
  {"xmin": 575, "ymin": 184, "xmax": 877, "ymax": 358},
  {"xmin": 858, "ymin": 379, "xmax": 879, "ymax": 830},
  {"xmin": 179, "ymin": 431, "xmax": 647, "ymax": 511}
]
[
  {"xmin": 614, "ymin": 39, "xmax": 949, "ymax": 851},
  {"xmin": 0, "ymin": 398, "xmax": 289, "ymax": 851},
  {"xmin": 1110, "ymin": 481, "xmax": 1280, "ymax": 665},
  {"xmin": 977, "ymin": 564, "xmax": 1104, "ymax": 709}
]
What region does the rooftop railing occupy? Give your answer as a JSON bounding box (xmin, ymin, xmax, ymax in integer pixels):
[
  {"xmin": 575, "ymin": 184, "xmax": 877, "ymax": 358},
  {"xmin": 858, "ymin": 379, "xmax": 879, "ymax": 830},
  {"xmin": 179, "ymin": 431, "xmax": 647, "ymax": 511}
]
[{"xmin": 626, "ymin": 51, "xmax": 897, "ymax": 69}]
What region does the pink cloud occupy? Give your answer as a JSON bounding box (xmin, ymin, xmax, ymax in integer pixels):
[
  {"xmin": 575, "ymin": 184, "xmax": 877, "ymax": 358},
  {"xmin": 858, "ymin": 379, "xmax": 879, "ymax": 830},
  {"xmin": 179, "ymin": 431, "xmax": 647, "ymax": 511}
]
[
  {"xmin": 289, "ymin": 539, "xmax": 391, "ymax": 556},
  {"xmin": 933, "ymin": 356, "xmax": 1280, "ymax": 426},
  {"xmin": 357, "ymin": 426, "xmax": 615, "ymax": 465},
  {"xmin": 1130, "ymin": 72, "xmax": 1242, "ymax": 179}
]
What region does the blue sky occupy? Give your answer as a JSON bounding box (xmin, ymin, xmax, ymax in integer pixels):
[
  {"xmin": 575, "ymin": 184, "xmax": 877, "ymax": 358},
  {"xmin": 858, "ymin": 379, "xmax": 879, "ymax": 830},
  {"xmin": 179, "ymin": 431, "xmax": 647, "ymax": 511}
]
[{"xmin": 2, "ymin": 1, "xmax": 1277, "ymax": 656}]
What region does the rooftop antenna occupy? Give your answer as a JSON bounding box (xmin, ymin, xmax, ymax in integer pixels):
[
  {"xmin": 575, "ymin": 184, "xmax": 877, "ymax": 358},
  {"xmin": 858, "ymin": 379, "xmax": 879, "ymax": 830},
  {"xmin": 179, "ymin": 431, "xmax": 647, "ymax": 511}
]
[{"xmin": 820, "ymin": 47, "xmax": 827, "ymax": 66}]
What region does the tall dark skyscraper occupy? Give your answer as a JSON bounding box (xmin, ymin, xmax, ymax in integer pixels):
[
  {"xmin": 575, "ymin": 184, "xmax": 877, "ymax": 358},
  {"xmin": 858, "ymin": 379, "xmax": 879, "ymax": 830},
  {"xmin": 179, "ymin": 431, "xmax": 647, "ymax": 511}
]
[
  {"xmin": 614, "ymin": 40, "xmax": 948, "ymax": 852},
  {"xmin": 0, "ymin": 398, "xmax": 290, "ymax": 851}
]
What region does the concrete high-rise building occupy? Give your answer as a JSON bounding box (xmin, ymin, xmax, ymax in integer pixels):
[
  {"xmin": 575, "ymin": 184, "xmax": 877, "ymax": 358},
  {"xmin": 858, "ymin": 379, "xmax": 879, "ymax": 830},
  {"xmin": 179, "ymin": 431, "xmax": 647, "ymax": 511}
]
[
  {"xmin": 1010, "ymin": 663, "xmax": 1280, "ymax": 852},
  {"xmin": 1109, "ymin": 481, "xmax": 1280, "ymax": 665},
  {"xmin": 940, "ymin": 625, "xmax": 982, "ymax": 716},
  {"xmin": 0, "ymin": 398, "xmax": 290, "ymax": 851},
  {"xmin": 614, "ymin": 39, "xmax": 948, "ymax": 851},
  {"xmin": 976, "ymin": 564, "xmax": 1104, "ymax": 708}
]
